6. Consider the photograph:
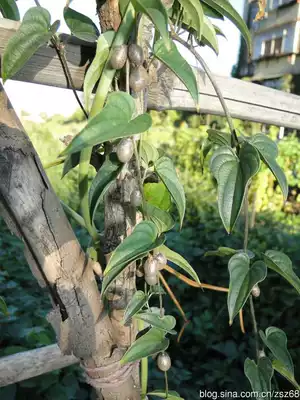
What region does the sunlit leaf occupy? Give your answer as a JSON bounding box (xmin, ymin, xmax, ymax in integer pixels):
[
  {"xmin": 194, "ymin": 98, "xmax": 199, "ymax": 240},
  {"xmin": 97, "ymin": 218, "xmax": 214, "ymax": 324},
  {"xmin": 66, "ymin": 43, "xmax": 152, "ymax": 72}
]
[
  {"xmin": 200, "ymin": 0, "xmax": 252, "ymax": 52},
  {"xmin": 134, "ymin": 312, "xmax": 176, "ymax": 334},
  {"xmin": 120, "ymin": 327, "xmax": 169, "ymax": 364},
  {"xmin": 123, "ymin": 291, "xmax": 148, "ymax": 324},
  {"xmin": 201, "ymin": 16, "xmax": 219, "ymax": 54},
  {"xmin": 205, "ymin": 247, "xmax": 237, "ymax": 257},
  {"xmin": 272, "ymin": 360, "xmax": 300, "ymax": 390},
  {"xmin": 250, "ymin": 134, "xmax": 288, "ymax": 200},
  {"xmin": 63, "ymin": 6, "xmax": 100, "ymax": 42},
  {"xmin": 84, "ymin": 31, "xmax": 115, "ymax": 112},
  {"xmin": 207, "ymin": 129, "xmax": 231, "ymax": 146},
  {"xmin": 1, "ymin": 7, "xmax": 53, "ymax": 82},
  {"xmin": 228, "ymin": 253, "xmax": 267, "ymax": 324},
  {"xmin": 144, "ymin": 182, "xmax": 172, "ymax": 211},
  {"xmin": 157, "ymin": 244, "xmax": 200, "ymax": 284},
  {"xmin": 0, "ymin": 0, "xmax": 20, "ymax": 20},
  {"xmin": 144, "ymin": 203, "xmax": 175, "ymax": 234},
  {"xmin": 155, "ymin": 156, "xmax": 186, "ymax": 227},
  {"xmin": 244, "ymin": 357, "xmax": 273, "ymax": 398},
  {"xmin": 131, "ymin": 0, "xmax": 169, "ymax": 47},
  {"xmin": 140, "ymin": 140, "xmax": 159, "ymax": 167},
  {"xmin": 178, "ymin": 0, "xmax": 204, "ymax": 40},
  {"xmin": 210, "ymin": 143, "xmax": 260, "ymax": 233},
  {"xmin": 154, "ymin": 39, "xmax": 199, "ymax": 108},
  {"xmin": 102, "ymin": 222, "xmax": 164, "ymax": 295},
  {"xmin": 263, "ymin": 250, "xmax": 300, "ymax": 294}
]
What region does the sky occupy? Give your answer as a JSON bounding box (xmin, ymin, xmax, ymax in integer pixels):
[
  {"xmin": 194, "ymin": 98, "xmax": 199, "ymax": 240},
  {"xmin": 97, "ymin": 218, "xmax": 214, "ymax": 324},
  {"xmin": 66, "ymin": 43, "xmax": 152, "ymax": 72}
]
[{"xmin": 3, "ymin": 0, "xmax": 245, "ymax": 118}]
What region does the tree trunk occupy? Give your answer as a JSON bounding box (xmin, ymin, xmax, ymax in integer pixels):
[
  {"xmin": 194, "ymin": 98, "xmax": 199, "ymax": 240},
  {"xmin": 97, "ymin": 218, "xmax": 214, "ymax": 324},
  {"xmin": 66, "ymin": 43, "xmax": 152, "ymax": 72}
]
[{"xmin": 0, "ymin": 82, "xmax": 139, "ymax": 399}]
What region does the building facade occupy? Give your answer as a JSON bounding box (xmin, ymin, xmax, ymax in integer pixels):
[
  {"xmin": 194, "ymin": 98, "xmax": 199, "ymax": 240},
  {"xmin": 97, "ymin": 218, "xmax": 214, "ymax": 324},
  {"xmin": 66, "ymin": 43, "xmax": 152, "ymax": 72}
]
[{"xmin": 235, "ymin": 0, "xmax": 300, "ymax": 92}]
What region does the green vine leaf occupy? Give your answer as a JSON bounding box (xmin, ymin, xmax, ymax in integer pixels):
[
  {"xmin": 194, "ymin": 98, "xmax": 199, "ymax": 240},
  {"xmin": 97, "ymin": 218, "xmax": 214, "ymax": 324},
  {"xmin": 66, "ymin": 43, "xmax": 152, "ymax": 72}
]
[
  {"xmin": 140, "ymin": 140, "xmax": 159, "ymax": 167},
  {"xmin": 177, "ymin": 0, "xmax": 204, "ymax": 40},
  {"xmin": 144, "ymin": 203, "xmax": 175, "ymax": 234},
  {"xmin": 157, "ymin": 244, "xmax": 200, "ymax": 284},
  {"xmin": 0, "ymin": 0, "xmax": 20, "ymax": 20},
  {"xmin": 144, "ymin": 182, "xmax": 172, "ymax": 211},
  {"xmin": 1, "ymin": 7, "xmax": 53, "ymax": 82},
  {"xmin": 244, "ymin": 357, "xmax": 273, "ymax": 397},
  {"xmin": 131, "ymin": 0, "xmax": 169, "ymax": 48},
  {"xmin": 84, "ymin": 31, "xmax": 115, "ymax": 112},
  {"xmin": 205, "ymin": 247, "xmax": 237, "ymax": 257},
  {"xmin": 200, "ymin": 0, "xmax": 252, "ymax": 52},
  {"xmin": 272, "ymin": 360, "xmax": 300, "ymax": 390},
  {"xmin": 120, "ymin": 327, "xmax": 169, "ymax": 364},
  {"xmin": 201, "ymin": 16, "xmax": 219, "ymax": 54},
  {"xmin": 228, "ymin": 253, "xmax": 267, "ymax": 324},
  {"xmin": 154, "ymin": 157, "xmax": 186, "ymax": 227},
  {"xmin": 202, "ymin": 3, "xmax": 224, "ymax": 19},
  {"xmin": 63, "ymin": 7, "xmax": 100, "ymax": 42},
  {"xmin": 249, "ymin": 134, "xmax": 288, "ymax": 201},
  {"xmin": 260, "ymin": 327, "xmax": 294, "ymax": 376},
  {"xmin": 210, "ymin": 143, "xmax": 260, "ymax": 233},
  {"xmin": 148, "ymin": 390, "xmax": 184, "ymax": 400},
  {"xmin": 133, "ymin": 312, "xmax": 176, "ymax": 334},
  {"xmin": 263, "ymin": 250, "xmax": 300, "ymax": 294},
  {"xmin": 89, "ymin": 153, "xmax": 123, "ymax": 222},
  {"xmin": 0, "ymin": 296, "xmax": 8, "ymax": 316},
  {"xmin": 102, "ymin": 221, "xmax": 164, "ymax": 295},
  {"xmin": 207, "ymin": 129, "xmax": 231, "ymax": 146},
  {"xmin": 61, "ymin": 92, "xmax": 152, "ymax": 155},
  {"xmin": 62, "ymin": 152, "xmax": 80, "ymax": 178},
  {"xmin": 123, "ymin": 291, "xmax": 148, "ymax": 324},
  {"xmin": 154, "ymin": 39, "xmax": 199, "ymax": 109}
]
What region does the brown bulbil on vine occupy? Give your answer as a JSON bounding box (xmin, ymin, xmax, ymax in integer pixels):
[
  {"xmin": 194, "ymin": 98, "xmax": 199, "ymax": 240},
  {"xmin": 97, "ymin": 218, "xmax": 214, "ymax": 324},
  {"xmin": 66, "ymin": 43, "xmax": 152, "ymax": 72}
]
[
  {"xmin": 154, "ymin": 252, "xmax": 167, "ymax": 269},
  {"xmin": 110, "ymin": 45, "xmax": 128, "ymax": 70},
  {"xmin": 129, "ymin": 66, "xmax": 149, "ymax": 92},
  {"xmin": 130, "ymin": 189, "xmax": 142, "ymax": 207},
  {"xmin": 157, "ymin": 352, "xmax": 171, "ymax": 372},
  {"xmin": 116, "ymin": 138, "xmax": 134, "ymax": 163},
  {"xmin": 128, "ymin": 44, "xmax": 144, "ymax": 67}
]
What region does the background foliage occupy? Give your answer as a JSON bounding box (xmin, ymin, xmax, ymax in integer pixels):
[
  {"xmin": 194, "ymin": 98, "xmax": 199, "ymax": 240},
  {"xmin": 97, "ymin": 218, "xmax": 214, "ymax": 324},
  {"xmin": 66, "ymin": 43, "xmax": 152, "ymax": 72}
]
[{"xmin": 1, "ymin": 110, "xmax": 300, "ymax": 399}]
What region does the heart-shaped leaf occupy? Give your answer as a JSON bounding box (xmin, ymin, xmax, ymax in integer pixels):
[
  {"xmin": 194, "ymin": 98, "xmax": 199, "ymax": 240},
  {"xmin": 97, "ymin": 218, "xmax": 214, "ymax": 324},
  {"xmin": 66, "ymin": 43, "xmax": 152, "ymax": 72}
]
[
  {"xmin": 155, "ymin": 157, "xmax": 186, "ymax": 227},
  {"xmin": 144, "ymin": 203, "xmax": 175, "ymax": 234},
  {"xmin": 200, "ymin": 0, "xmax": 251, "ymax": 52},
  {"xmin": 260, "ymin": 327, "xmax": 294, "ymax": 375},
  {"xmin": 148, "ymin": 390, "xmax": 184, "ymax": 400},
  {"xmin": 250, "ymin": 134, "xmax": 288, "ymax": 200},
  {"xmin": 154, "ymin": 39, "xmax": 199, "ymax": 109},
  {"xmin": 0, "ymin": 0, "xmax": 20, "ymax": 20},
  {"xmin": 178, "ymin": 0, "xmax": 204, "ymax": 40},
  {"xmin": 210, "ymin": 143, "xmax": 260, "ymax": 233},
  {"xmin": 131, "ymin": 0, "xmax": 169, "ymax": 47},
  {"xmin": 144, "ymin": 182, "xmax": 172, "ymax": 211},
  {"xmin": 272, "ymin": 360, "xmax": 300, "ymax": 390},
  {"xmin": 123, "ymin": 291, "xmax": 148, "ymax": 324},
  {"xmin": 133, "ymin": 312, "xmax": 176, "ymax": 334},
  {"xmin": 64, "ymin": 7, "xmax": 100, "ymax": 42},
  {"xmin": 120, "ymin": 327, "xmax": 169, "ymax": 364},
  {"xmin": 1, "ymin": 7, "xmax": 53, "ymax": 82},
  {"xmin": 102, "ymin": 222, "xmax": 165, "ymax": 295},
  {"xmin": 62, "ymin": 153, "xmax": 80, "ymax": 178},
  {"xmin": 84, "ymin": 31, "xmax": 115, "ymax": 112},
  {"xmin": 61, "ymin": 92, "xmax": 152, "ymax": 155},
  {"xmin": 205, "ymin": 247, "xmax": 237, "ymax": 257},
  {"xmin": 156, "ymin": 244, "xmax": 200, "ymax": 284},
  {"xmin": 263, "ymin": 250, "xmax": 300, "ymax": 294},
  {"xmin": 228, "ymin": 253, "xmax": 267, "ymax": 324},
  {"xmin": 244, "ymin": 357, "xmax": 273, "ymax": 397},
  {"xmin": 89, "ymin": 153, "xmax": 123, "ymax": 221}
]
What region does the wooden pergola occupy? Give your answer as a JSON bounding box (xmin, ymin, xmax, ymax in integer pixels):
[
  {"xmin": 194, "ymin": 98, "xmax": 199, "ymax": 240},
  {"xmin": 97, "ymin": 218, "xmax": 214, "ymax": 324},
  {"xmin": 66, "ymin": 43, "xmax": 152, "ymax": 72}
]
[{"xmin": 1, "ymin": 16, "xmax": 300, "ymax": 388}]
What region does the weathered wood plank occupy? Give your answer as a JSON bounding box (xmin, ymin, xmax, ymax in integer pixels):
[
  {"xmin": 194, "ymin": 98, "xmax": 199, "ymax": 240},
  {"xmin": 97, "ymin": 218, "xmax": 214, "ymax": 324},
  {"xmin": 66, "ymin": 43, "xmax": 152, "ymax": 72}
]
[
  {"xmin": 0, "ymin": 345, "xmax": 78, "ymax": 387},
  {"xmin": 1, "ymin": 18, "xmax": 300, "ymax": 129}
]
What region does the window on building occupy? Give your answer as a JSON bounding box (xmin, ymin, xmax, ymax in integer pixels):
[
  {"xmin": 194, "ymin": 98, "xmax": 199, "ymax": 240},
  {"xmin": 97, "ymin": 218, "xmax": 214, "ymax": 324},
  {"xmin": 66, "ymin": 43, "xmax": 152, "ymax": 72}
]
[
  {"xmin": 264, "ymin": 39, "xmax": 272, "ymax": 56},
  {"xmin": 262, "ymin": 37, "xmax": 283, "ymax": 57},
  {"xmin": 274, "ymin": 37, "xmax": 283, "ymax": 55}
]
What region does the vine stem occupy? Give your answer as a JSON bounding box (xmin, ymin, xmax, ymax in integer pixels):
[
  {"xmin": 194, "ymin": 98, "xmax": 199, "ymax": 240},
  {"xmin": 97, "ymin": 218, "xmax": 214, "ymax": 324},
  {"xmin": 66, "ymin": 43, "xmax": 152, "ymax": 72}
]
[
  {"xmin": 164, "ymin": 371, "xmax": 169, "ymax": 398},
  {"xmin": 250, "ymin": 294, "xmax": 259, "ymax": 361},
  {"xmin": 171, "ymin": 32, "xmax": 239, "ymax": 149}
]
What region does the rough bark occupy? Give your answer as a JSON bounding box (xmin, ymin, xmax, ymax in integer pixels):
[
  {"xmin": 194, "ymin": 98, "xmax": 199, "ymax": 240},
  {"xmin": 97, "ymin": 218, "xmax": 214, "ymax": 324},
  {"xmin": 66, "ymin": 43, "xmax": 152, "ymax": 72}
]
[{"xmin": 0, "ymin": 83, "xmax": 139, "ymax": 399}]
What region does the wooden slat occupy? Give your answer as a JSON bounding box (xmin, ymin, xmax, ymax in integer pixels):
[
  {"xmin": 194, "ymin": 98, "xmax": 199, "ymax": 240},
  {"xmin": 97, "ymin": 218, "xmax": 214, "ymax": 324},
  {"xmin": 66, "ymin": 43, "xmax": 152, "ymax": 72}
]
[
  {"xmin": 0, "ymin": 344, "xmax": 78, "ymax": 387},
  {"xmin": 1, "ymin": 18, "xmax": 300, "ymax": 129}
]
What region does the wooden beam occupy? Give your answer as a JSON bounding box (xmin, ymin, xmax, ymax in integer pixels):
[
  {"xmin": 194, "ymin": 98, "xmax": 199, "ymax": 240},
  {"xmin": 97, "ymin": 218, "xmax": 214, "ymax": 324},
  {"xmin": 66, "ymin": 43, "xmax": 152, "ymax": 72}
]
[
  {"xmin": 1, "ymin": 19, "xmax": 300, "ymax": 129},
  {"xmin": 0, "ymin": 345, "xmax": 78, "ymax": 387}
]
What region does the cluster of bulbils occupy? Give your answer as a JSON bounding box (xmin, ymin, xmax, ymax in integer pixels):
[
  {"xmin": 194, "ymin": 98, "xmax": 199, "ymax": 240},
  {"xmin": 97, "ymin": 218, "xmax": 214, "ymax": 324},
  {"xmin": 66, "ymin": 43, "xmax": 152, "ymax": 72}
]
[
  {"xmin": 136, "ymin": 252, "xmax": 167, "ymax": 285},
  {"xmin": 110, "ymin": 43, "xmax": 149, "ymax": 92}
]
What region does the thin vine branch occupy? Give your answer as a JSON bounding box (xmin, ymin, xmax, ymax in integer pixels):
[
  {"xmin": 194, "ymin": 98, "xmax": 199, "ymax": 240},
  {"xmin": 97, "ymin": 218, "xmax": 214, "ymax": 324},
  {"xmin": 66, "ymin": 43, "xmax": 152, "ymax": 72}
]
[
  {"xmin": 171, "ymin": 32, "xmax": 239, "ymax": 149},
  {"xmin": 33, "ymin": 0, "xmax": 41, "ymax": 6},
  {"xmin": 50, "ymin": 36, "xmax": 88, "ymax": 119},
  {"xmin": 250, "ymin": 294, "xmax": 259, "ymax": 361}
]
